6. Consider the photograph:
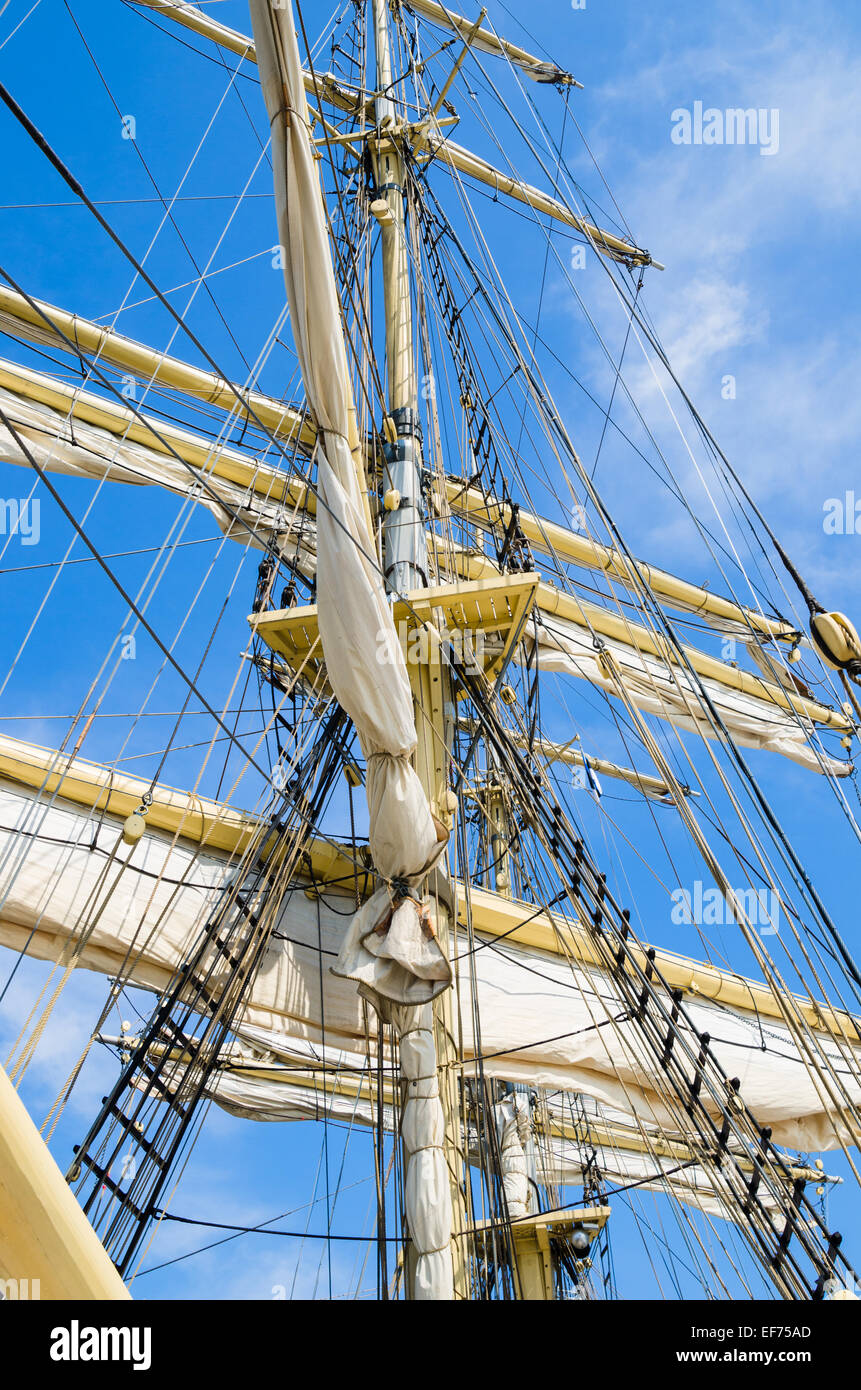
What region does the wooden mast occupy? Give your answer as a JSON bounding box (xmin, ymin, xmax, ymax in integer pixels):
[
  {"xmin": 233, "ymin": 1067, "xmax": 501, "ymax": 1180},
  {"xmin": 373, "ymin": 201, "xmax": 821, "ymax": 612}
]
[
  {"xmin": 366, "ymin": 1, "xmax": 603, "ymax": 1302},
  {"xmin": 369, "ymin": 0, "xmax": 470, "ymax": 1299}
]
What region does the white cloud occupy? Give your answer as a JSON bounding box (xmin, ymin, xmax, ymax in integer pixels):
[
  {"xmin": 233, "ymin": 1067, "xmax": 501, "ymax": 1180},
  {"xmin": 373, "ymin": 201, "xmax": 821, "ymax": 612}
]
[
  {"xmin": 625, "ymin": 277, "xmax": 767, "ymax": 403},
  {"xmin": 552, "ymin": 5, "xmax": 861, "ymax": 605},
  {"xmin": 601, "ymin": 13, "xmax": 861, "ymax": 237}
]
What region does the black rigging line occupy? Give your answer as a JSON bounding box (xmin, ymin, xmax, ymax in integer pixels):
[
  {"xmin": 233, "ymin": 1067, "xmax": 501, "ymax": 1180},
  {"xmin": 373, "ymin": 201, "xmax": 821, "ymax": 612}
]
[
  {"xmin": 0, "ymin": 264, "xmax": 294, "ymax": 570},
  {"xmin": 422, "ymin": 191, "xmax": 861, "ymax": 1000},
  {"xmin": 68, "ymin": 703, "xmax": 351, "ymax": 1278},
  {"xmin": 421, "ymin": 177, "xmax": 789, "ymax": 621},
  {"xmin": 0, "ymin": 79, "xmax": 311, "ymax": 546},
  {"xmin": 420, "ymin": 184, "xmax": 861, "ymax": 1011},
  {"xmin": 0, "ymin": 408, "xmax": 276, "ymax": 787},
  {"xmin": 0, "ymin": 535, "xmax": 220, "ymax": 574},
  {"xmin": 119, "ymin": 0, "xmax": 261, "ymax": 84},
  {"xmin": 497, "ymin": 66, "xmax": 834, "ymax": 628},
  {"xmin": 511, "ymin": 94, "xmax": 568, "ymax": 467},
  {"xmin": 590, "ymin": 269, "xmax": 643, "ymax": 483},
  {"xmin": 454, "ymin": 663, "xmax": 858, "ymax": 1299},
  {"xmin": 0, "ymin": 61, "xmax": 425, "ymax": 631},
  {"xmin": 62, "ymin": 0, "xmax": 256, "ymax": 375},
  {"xmin": 150, "ymin": 1212, "xmax": 400, "ymax": 1242},
  {"xmin": 411, "ymin": 173, "xmax": 532, "ymax": 573}
]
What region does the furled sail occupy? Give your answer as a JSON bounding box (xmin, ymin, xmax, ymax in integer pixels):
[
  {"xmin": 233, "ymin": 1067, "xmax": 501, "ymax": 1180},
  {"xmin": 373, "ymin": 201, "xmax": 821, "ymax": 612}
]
[
  {"xmin": 177, "ymin": 1054, "xmax": 823, "ymax": 1223},
  {"xmin": 0, "ymin": 286, "xmax": 314, "ymax": 448},
  {"xmin": 5, "ymin": 286, "xmax": 845, "ymax": 779},
  {"xmin": 493, "ymin": 1091, "xmax": 531, "ymax": 1218},
  {"xmin": 1, "ymin": 742, "xmax": 859, "ymax": 1155},
  {"xmin": 531, "ymin": 609, "xmax": 851, "ymax": 777},
  {"xmin": 248, "ymin": 0, "xmax": 453, "ymax": 1299},
  {"xmin": 0, "ymin": 382, "xmax": 314, "ymax": 567},
  {"xmin": 1, "ymin": 370, "xmax": 846, "ymax": 777}
]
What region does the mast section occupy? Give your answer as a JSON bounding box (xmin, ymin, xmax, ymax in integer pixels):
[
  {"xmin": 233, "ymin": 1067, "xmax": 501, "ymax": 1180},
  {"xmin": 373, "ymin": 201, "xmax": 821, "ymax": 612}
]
[
  {"xmin": 371, "ymin": 0, "xmax": 425, "ymax": 594},
  {"xmin": 370, "ymin": 0, "xmax": 469, "ymax": 1299}
]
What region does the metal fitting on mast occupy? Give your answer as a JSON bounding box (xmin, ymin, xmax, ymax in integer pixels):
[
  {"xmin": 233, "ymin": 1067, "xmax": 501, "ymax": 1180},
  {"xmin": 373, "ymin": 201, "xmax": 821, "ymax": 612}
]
[
  {"xmin": 370, "ymin": 0, "xmax": 427, "ymax": 596},
  {"xmin": 382, "ymin": 406, "xmax": 427, "ymax": 590}
]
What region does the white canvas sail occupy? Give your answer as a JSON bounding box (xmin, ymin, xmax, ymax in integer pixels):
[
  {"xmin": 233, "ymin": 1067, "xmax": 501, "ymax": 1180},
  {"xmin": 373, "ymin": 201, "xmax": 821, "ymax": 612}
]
[
  {"xmin": 0, "ymin": 384, "xmax": 315, "ymax": 567},
  {"xmin": 2, "ymin": 361, "xmax": 848, "ymax": 778},
  {"xmin": 1, "ymin": 765, "xmax": 858, "ymax": 1155},
  {"xmin": 531, "ymin": 613, "xmax": 850, "ymax": 777},
  {"xmin": 163, "ymin": 1050, "xmax": 770, "ymax": 1223}
]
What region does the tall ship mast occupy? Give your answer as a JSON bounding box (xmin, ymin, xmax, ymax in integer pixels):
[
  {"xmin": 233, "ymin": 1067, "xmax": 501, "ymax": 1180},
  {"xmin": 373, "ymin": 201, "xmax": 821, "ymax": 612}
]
[{"xmin": 1, "ymin": 0, "xmax": 860, "ymax": 1302}]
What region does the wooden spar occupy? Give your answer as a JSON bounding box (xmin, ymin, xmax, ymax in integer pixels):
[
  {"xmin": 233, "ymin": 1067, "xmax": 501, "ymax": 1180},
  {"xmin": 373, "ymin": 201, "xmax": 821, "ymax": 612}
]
[
  {"xmin": 369, "ymin": 0, "xmax": 469, "ymax": 1301},
  {"xmin": 426, "ymin": 549, "xmax": 851, "ymax": 733},
  {"xmin": 382, "ymin": 0, "xmax": 582, "ymax": 86},
  {"xmin": 428, "ymin": 8, "xmax": 490, "ymax": 119},
  {"xmin": 0, "ymin": 319, "xmax": 804, "ymax": 651},
  {"xmin": 0, "ymin": 280, "xmax": 796, "ymax": 638},
  {"xmin": 1, "ymin": 731, "xmax": 853, "ymax": 1039},
  {"xmin": 128, "ymin": 1, "xmax": 654, "ymax": 267},
  {"xmin": 139, "ymin": 1049, "xmax": 832, "ymax": 1189},
  {"xmin": 416, "ymin": 135, "xmax": 660, "ymax": 268},
  {"xmin": 130, "ymin": 0, "xmax": 581, "ymax": 96},
  {"xmin": 0, "ymin": 357, "xmax": 309, "ymax": 513},
  {"xmin": 3, "ymin": 280, "xmax": 755, "ymax": 617},
  {"xmin": 456, "ymin": 716, "xmax": 691, "ymax": 799},
  {"xmin": 0, "ymin": 731, "xmax": 260, "ymax": 855},
  {"xmin": 132, "ymin": 0, "xmax": 258, "ymax": 63},
  {"xmin": 542, "ymin": 1108, "xmax": 833, "ymax": 1187},
  {"xmin": 536, "ymin": 580, "xmax": 852, "ymax": 732},
  {"xmin": 0, "ymin": 285, "xmax": 314, "ymax": 448},
  {"xmin": 444, "ymin": 479, "xmax": 795, "ymax": 643},
  {"xmin": 0, "ymin": 349, "xmax": 843, "ymax": 732},
  {"xmin": 0, "ymin": 1064, "xmax": 131, "ymax": 1300},
  {"xmin": 461, "ymin": 880, "xmax": 856, "ymax": 1037}
]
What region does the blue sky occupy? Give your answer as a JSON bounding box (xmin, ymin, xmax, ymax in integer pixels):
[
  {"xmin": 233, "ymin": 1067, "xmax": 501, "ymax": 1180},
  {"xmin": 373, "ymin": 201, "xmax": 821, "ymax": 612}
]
[{"xmin": 1, "ymin": 0, "xmax": 860, "ymax": 1299}]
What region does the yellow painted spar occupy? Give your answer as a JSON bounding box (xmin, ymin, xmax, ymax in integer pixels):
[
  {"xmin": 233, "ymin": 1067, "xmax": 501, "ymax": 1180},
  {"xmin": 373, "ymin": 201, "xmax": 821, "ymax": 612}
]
[
  {"xmin": 445, "ymin": 480, "xmax": 795, "ymax": 643},
  {"xmin": 460, "ymin": 882, "xmax": 854, "ymax": 1037},
  {"xmin": 0, "ymin": 1065, "xmax": 130, "ymax": 1300},
  {"xmin": 385, "ymin": 0, "xmax": 581, "ymax": 84},
  {"xmin": 0, "ymin": 357, "xmax": 845, "ymax": 729},
  {"xmin": 536, "ymin": 581, "xmax": 850, "ymax": 732},
  {"xmin": 417, "ymin": 134, "xmax": 659, "ymax": 266},
  {"xmin": 1, "ymin": 290, "xmax": 790, "ymax": 642},
  {"xmin": 145, "ymin": 1046, "xmax": 832, "ymax": 1185},
  {"xmin": 0, "ymin": 732, "xmax": 853, "ymax": 1036},
  {"xmin": 0, "ymin": 731, "xmax": 260, "ymax": 857},
  {"xmin": 457, "ymin": 714, "xmax": 681, "ymax": 798},
  {"xmin": 129, "ymin": 1, "xmax": 653, "ymax": 266},
  {"xmin": 438, "ymin": 548, "xmax": 849, "ymax": 732},
  {"xmin": 0, "ymin": 356, "xmax": 308, "ymax": 512},
  {"xmin": 0, "ymin": 286, "xmax": 314, "ymax": 448}
]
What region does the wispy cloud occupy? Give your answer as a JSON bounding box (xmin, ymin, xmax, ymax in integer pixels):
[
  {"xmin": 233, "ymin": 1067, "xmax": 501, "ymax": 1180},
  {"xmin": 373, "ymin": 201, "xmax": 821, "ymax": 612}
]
[{"xmin": 554, "ymin": 2, "xmax": 861, "ymax": 600}]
